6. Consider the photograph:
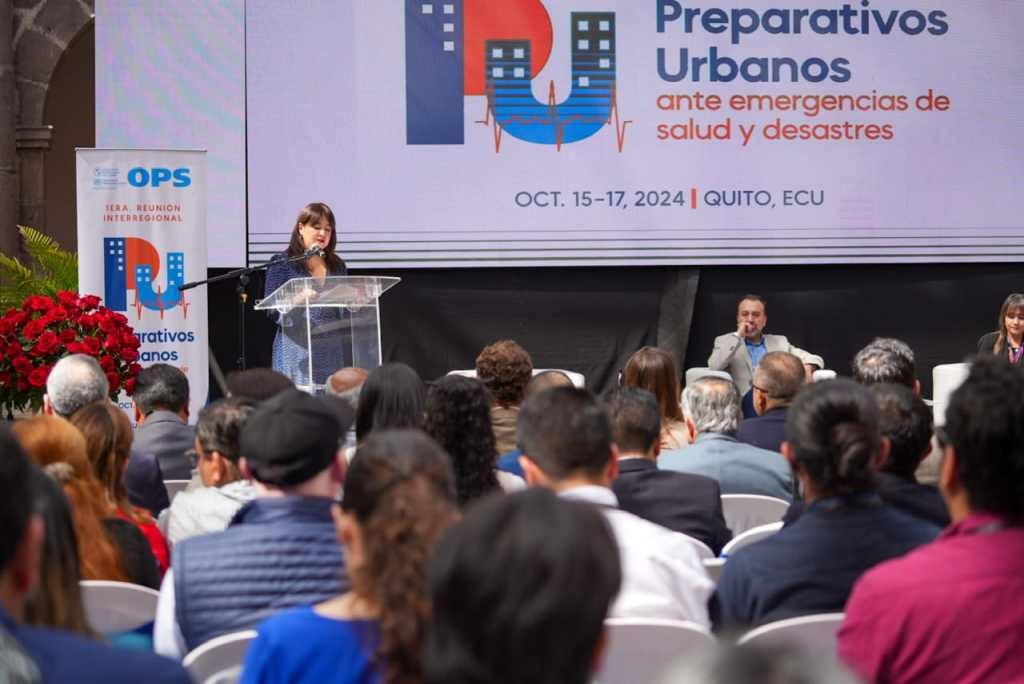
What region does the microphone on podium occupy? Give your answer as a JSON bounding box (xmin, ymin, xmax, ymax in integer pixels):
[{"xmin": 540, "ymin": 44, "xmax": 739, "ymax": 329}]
[{"xmin": 303, "ymin": 245, "xmax": 326, "ymax": 259}]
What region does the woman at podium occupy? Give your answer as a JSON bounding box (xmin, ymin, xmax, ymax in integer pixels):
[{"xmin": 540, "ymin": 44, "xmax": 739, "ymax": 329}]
[{"xmin": 264, "ymin": 202, "xmax": 348, "ymax": 390}]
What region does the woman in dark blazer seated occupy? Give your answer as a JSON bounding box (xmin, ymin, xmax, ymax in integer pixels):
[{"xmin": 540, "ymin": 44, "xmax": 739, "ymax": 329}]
[
  {"xmin": 264, "ymin": 202, "xmax": 348, "ymax": 390},
  {"xmin": 977, "ymin": 293, "xmax": 1024, "ymax": 366}
]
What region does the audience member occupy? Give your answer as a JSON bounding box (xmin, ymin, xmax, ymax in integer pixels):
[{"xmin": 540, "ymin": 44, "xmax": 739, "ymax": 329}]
[
  {"xmin": 495, "ymin": 370, "xmax": 573, "ymax": 477},
  {"xmin": 0, "ymin": 425, "xmax": 190, "ymax": 683},
  {"xmin": 976, "ymin": 292, "xmax": 1024, "ymax": 364},
  {"xmin": 711, "ymin": 379, "xmax": 939, "ymax": 631},
  {"xmin": 23, "ymin": 469, "xmax": 92, "ymax": 636},
  {"xmin": 735, "ymin": 351, "xmax": 804, "ymax": 453},
  {"xmin": 354, "ymin": 362, "xmax": 424, "ymax": 443},
  {"xmin": 225, "ymin": 367, "xmax": 296, "ymax": 402},
  {"xmin": 475, "ymin": 339, "xmax": 533, "ymax": 454},
  {"xmin": 839, "ymin": 357, "xmax": 1024, "ymax": 683},
  {"xmin": 132, "ymin": 364, "xmax": 194, "ymax": 479},
  {"xmin": 156, "ymin": 389, "xmax": 350, "ymax": 657},
  {"xmin": 660, "ymin": 378, "xmax": 795, "ymax": 501},
  {"xmin": 707, "ymin": 294, "xmax": 823, "ymax": 400},
  {"xmin": 423, "ymin": 374, "xmax": 505, "ymax": 505},
  {"xmin": 604, "ymin": 386, "xmax": 731, "ymax": 555},
  {"xmin": 852, "ymin": 337, "xmax": 919, "ymax": 393},
  {"xmin": 121, "ymin": 445, "xmax": 169, "ymax": 519},
  {"xmin": 621, "ymin": 346, "xmax": 688, "ymax": 450},
  {"xmin": 72, "ymin": 401, "xmax": 170, "ymax": 574},
  {"xmin": 12, "ymin": 415, "xmax": 158, "ymax": 588},
  {"xmin": 425, "ymin": 488, "xmax": 621, "ymax": 684},
  {"xmin": 325, "ymin": 366, "xmax": 369, "ymax": 407},
  {"xmin": 517, "ymin": 386, "xmax": 713, "ymax": 625},
  {"xmin": 162, "ymin": 398, "xmax": 258, "ymax": 545},
  {"xmin": 242, "ymin": 430, "xmax": 458, "ymax": 684},
  {"xmin": 43, "ymin": 353, "xmax": 108, "ymax": 418}
]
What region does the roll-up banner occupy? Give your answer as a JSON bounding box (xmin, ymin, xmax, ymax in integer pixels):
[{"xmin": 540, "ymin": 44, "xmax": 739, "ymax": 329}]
[{"xmin": 76, "ymin": 149, "xmax": 208, "ymax": 423}]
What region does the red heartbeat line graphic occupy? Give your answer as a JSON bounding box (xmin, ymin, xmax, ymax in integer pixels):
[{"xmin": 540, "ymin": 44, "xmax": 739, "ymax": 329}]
[
  {"xmin": 476, "ymin": 80, "xmax": 632, "ymax": 153},
  {"xmin": 131, "ymin": 286, "xmax": 190, "ymax": 321}
]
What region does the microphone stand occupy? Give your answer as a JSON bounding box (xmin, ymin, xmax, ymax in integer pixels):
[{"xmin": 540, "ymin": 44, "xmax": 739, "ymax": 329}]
[{"xmin": 179, "ymin": 250, "xmax": 317, "ymax": 373}]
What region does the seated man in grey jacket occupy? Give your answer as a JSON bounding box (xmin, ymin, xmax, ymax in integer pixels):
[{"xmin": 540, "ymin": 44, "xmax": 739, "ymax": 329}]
[
  {"xmin": 161, "ymin": 398, "xmax": 258, "ymax": 546},
  {"xmin": 659, "ymin": 377, "xmax": 795, "ymax": 502}
]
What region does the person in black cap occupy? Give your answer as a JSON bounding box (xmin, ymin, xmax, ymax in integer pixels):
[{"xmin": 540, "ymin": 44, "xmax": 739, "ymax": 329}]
[{"xmin": 154, "ymin": 389, "xmax": 354, "ymax": 658}]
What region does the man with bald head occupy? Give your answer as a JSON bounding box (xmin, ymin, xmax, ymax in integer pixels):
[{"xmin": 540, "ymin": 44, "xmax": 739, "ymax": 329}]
[
  {"xmin": 325, "ymin": 367, "xmax": 369, "ymax": 408},
  {"xmin": 736, "ymin": 351, "xmax": 805, "ymax": 453}
]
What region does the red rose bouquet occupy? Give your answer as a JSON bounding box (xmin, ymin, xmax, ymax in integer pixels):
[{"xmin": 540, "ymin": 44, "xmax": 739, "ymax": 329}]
[{"xmin": 0, "ymin": 291, "xmax": 142, "ymax": 415}]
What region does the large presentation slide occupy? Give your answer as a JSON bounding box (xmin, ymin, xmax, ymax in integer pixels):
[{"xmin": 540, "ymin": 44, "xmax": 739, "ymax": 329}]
[{"xmin": 98, "ymin": 1, "xmax": 1024, "ymax": 268}]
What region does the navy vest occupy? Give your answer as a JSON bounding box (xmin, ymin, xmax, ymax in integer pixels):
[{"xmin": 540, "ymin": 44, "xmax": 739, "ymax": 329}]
[{"xmin": 174, "ymin": 496, "xmax": 348, "ymax": 651}]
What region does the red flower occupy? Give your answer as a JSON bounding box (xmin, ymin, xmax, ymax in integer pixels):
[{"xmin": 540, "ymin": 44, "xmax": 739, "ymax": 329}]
[
  {"xmin": 49, "ymin": 306, "xmax": 69, "ymax": 322},
  {"xmin": 106, "ymin": 372, "xmax": 120, "ymax": 392},
  {"xmin": 66, "ymin": 305, "xmax": 81, "ymax": 322},
  {"xmin": 17, "ymin": 377, "xmax": 29, "ymax": 391},
  {"xmin": 24, "ymin": 295, "xmax": 52, "ymax": 312},
  {"xmin": 80, "ymin": 295, "xmax": 101, "ymax": 309},
  {"xmin": 124, "ymin": 377, "xmax": 136, "ymax": 395},
  {"xmin": 98, "ymin": 355, "xmax": 116, "ymax": 372},
  {"xmin": 129, "ymin": 363, "xmax": 142, "ymax": 375},
  {"xmin": 121, "ymin": 348, "xmax": 139, "ymax": 363},
  {"xmin": 59, "ymin": 329, "xmax": 77, "ymax": 343},
  {"xmin": 65, "ymin": 342, "xmax": 85, "ymax": 354},
  {"xmin": 31, "ymin": 331, "xmax": 60, "ymax": 357},
  {"xmin": 22, "ymin": 319, "xmax": 46, "ymax": 340},
  {"xmin": 0, "ymin": 372, "xmax": 10, "ymax": 386},
  {"xmin": 12, "ymin": 355, "xmax": 32, "ymax": 374},
  {"xmin": 7, "ymin": 311, "xmax": 27, "ymax": 328},
  {"xmin": 82, "ymin": 337, "xmax": 101, "ymax": 355},
  {"xmin": 121, "ymin": 332, "xmax": 141, "ymax": 349},
  {"xmin": 28, "ymin": 367, "xmax": 48, "ymax": 388},
  {"xmin": 98, "ymin": 315, "xmax": 116, "ymax": 333},
  {"xmin": 7, "ymin": 342, "xmax": 22, "ymax": 357},
  {"xmin": 57, "ymin": 291, "xmax": 79, "ymax": 307},
  {"xmin": 0, "ymin": 319, "xmax": 12, "ymax": 336},
  {"xmin": 103, "ymin": 333, "xmax": 122, "ymax": 353}
]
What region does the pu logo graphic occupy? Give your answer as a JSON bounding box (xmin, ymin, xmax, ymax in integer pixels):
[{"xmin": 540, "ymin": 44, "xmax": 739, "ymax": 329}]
[
  {"xmin": 103, "ymin": 237, "xmax": 190, "ymax": 319},
  {"xmin": 404, "ymin": 0, "xmax": 630, "ymax": 151}
]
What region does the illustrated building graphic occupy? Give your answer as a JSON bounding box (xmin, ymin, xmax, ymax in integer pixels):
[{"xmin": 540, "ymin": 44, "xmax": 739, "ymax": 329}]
[
  {"xmin": 405, "ymin": 0, "xmax": 465, "ymax": 144},
  {"xmin": 485, "ymin": 12, "xmax": 616, "ymax": 146},
  {"xmin": 104, "ymin": 237, "xmax": 186, "ymax": 313}
]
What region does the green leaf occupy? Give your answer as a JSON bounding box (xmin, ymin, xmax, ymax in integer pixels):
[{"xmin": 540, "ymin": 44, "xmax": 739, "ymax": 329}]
[{"xmin": 0, "ymin": 227, "xmax": 79, "ymax": 308}]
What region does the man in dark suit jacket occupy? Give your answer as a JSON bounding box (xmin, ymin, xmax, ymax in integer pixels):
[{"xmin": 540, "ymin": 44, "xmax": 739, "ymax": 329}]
[
  {"xmin": 604, "ymin": 387, "xmax": 732, "ymax": 555},
  {"xmin": 132, "ymin": 364, "xmax": 196, "ymax": 480},
  {"xmin": 736, "ymin": 351, "xmax": 805, "ymax": 453}
]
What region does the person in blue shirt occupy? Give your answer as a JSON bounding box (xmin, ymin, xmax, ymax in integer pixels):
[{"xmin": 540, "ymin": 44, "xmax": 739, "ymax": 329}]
[
  {"xmin": 711, "ymin": 379, "xmax": 940, "ymax": 632},
  {"xmin": 0, "ymin": 425, "xmax": 189, "ymax": 684},
  {"xmin": 241, "ymin": 429, "xmax": 459, "ymax": 684}
]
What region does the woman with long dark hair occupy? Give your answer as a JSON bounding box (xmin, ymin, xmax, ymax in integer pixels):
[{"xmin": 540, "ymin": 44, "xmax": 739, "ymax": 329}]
[
  {"xmin": 977, "ymin": 293, "xmax": 1024, "ymax": 365},
  {"xmin": 354, "ymin": 363, "xmax": 425, "ymax": 443},
  {"xmin": 711, "ymin": 379, "xmax": 940, "ymax": 631},
  {"xmin": 622, "ymin": 347, "xmax": 688, "ymax": 450},
  {"xmin": 241, "ymin": 429, "xmax": 458, "ymax": 684},
  {"xmin": 70, "ymin": 401, "xmax": 170, "ymax": 576},
  {"xmin": 423, "ymin": 375, "xmax": 502, "ymax": 507},
  {"xmin": 264, "ymin": 202, "xmax": 348, "ymax": 390}
]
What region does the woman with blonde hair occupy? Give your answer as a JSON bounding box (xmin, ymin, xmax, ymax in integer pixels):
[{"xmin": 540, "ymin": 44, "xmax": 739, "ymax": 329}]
[
  {"xmin": 70, "ymin": 401, "xmax": 170, "ymax": 575},
  {"xmin": 12, "ymin": 415, "xmax": 159, "ymax": 590},
  {"xmin": 622, "ymin": 346, "xmax": 688, "ymax": 450}
]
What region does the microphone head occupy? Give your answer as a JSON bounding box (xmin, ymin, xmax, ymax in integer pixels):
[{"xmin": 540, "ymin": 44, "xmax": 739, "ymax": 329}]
[{"xmin": 304, "ymin": 245, "xmax": 326, "ymax": 258}]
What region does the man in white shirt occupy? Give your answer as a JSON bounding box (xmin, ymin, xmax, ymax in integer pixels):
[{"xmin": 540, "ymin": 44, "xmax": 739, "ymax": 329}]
[{"xmin": 517, "ymin": 386, "xmax": 713, "ymax": 626}]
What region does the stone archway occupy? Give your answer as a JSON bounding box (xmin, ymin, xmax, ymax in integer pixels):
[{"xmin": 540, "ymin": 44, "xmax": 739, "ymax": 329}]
[{"xmin": 3, "ymin": 0, "xmax": 94, "ymax": 254}]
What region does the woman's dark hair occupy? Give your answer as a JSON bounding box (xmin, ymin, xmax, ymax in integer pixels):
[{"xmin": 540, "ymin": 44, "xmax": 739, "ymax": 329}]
[
  {"xmin": 343, "ymin": 429, "xmax": 458, "ymax": 684},
  {"xmin": 994, "ymin": 292, "xmax": 1024, "ymax": 355},
  {"xmin": 355, "ymin": 363, "xmax": 425, "ymax": 442},
  {"xmin": 285, "ymin": 201, "xmax": 345, "ymax": 273},
  {"xmin": 622, "ymin": 346, "xmax": 684, "ymax": 422},
  {"xmin": 423, "ymin": 375, "xmax": 500, "ymax": 507},
  {"xmin": 24, "ymin": 469, "xmax": 93, "ymax": 636},
  {"xmin": 784, "ymin": 379, "xmax": 880, "ymax": 497},
  {"xmin": 425, "ymin": 488, "xmax": 621, "ymax": 684}
]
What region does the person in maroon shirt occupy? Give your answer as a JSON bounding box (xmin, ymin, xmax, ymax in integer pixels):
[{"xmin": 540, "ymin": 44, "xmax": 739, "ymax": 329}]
[{"xmin": 839, "ymin": 356, "xmax": 1024, "ymax": 684}]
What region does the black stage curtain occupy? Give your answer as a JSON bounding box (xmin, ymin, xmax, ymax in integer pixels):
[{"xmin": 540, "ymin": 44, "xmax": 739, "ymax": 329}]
[{"xmin": 206, "ymin": 262, "xmax": 1023, "ymax": 402}]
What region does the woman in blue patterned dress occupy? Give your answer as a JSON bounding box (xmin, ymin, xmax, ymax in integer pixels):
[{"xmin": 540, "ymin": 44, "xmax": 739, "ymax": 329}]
[{"xmin": 264, "ymin": 203, "xmax": 348, "ymax": 390}]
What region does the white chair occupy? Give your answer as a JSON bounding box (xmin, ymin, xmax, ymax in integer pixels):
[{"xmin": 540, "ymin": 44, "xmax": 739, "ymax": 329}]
[
  {"xmin": 720, "ymin": 494, "xmax": 790, "ymax": 536},
  {"xmin": 183, "ymin": 630, "xmax": 258, "ymax": 684},
  {"xmin": 737, "ymin": 613, "xmax": 846, "ymax": 663},
  {"xmin": 685, "ymin": 536, "xmax": 715, "ymax": 562},
  {"xmin": 932, "ymin": 362, "xmax": 970, "ymax": 426},
  {"xmin": 812, "ymin": 369, "xmax": 837, "ymax": 382},
  {"xmin": 164, "ymin": 479, "xmax": 191, "ymax": 502},
  {"xmin": 684, "ymin": 367, "xmax": 732, "ymax": 388},
  {"xmin": 721, "ymin": 522, "xmax": 783, "ymax": 557},
  {"xmin": 448, "ymin": 368, "xmax": 585, "ymax": 388},
  {"xmin": 596, "ymin": 618, "xmax": 716, "ymax": 683},
  {"xmin": 703, "ymin": 557, "xmax": 725, "ymax": 585},
  {"xmin": 80, "ymin": 580, "xmax": 160, "ymax": 634}
]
